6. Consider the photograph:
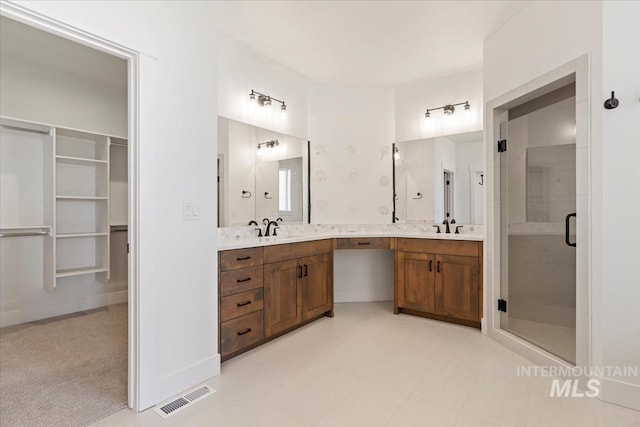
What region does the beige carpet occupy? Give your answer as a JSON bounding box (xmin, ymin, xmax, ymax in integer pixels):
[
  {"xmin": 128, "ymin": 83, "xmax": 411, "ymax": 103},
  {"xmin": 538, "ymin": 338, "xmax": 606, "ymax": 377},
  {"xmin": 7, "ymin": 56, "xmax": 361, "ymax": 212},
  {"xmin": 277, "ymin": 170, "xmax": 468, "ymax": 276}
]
[{"xmin": 0, "ymin": 303, "xmax": 128, "ymax": 427}]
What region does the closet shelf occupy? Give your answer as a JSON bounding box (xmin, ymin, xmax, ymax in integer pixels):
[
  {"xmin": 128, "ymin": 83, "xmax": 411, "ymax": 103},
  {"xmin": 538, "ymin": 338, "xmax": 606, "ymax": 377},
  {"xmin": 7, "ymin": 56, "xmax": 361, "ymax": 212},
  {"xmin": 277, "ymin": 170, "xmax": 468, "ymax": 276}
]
[
  {"xmin": 56, "ymin": 232, "xmax": 108, "ymax": 239},
  {"xmin": 56, "ymin": 266, "xmax": 108, "ymax": 278},
  {"xmin": 56, "ymin": 196, "xmax": 108, "ymax": 200},
  {"xmin": 56, "ymin": 155, "xmax": 108, "ymax": 165}
]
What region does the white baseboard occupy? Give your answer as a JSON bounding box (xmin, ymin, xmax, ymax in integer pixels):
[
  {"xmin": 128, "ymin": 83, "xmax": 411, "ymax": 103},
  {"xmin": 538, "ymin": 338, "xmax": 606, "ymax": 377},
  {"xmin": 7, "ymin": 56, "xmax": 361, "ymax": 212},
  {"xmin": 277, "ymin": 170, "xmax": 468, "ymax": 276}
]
[
  {"xmin": 599, "ymin": 376, "xmax": 640, "ymax": 411},
  {"xmin": 335, "ymin": 291, "xmax": 393, "ymax": 303},
  {"xmin": 141, "ymin": 353, "xmax": 221, "ymax": 411},
  {"xmin": 0, "ymin": 290, "xmax": 128, "ymax": 328}
]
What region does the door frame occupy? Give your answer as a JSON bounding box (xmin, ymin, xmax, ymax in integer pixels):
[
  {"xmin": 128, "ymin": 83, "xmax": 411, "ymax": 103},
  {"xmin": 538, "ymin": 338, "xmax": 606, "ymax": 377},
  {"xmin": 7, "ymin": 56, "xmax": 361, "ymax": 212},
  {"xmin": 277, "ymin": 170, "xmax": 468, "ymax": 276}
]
[
  {"xmin": 0, "ymin": 2, "xmax": 142, "ymax": 410},
  {"xmin": 484, "ymin": 55, "xmax": 591, "ymax": 370}
]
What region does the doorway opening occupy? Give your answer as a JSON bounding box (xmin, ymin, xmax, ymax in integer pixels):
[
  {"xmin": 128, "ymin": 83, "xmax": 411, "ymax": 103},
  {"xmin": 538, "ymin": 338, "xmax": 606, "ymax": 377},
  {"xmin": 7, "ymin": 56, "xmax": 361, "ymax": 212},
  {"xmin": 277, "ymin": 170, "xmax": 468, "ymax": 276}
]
[{"xmin": 0, "ymin": 4, "xmax": 140, "ymax": 423}]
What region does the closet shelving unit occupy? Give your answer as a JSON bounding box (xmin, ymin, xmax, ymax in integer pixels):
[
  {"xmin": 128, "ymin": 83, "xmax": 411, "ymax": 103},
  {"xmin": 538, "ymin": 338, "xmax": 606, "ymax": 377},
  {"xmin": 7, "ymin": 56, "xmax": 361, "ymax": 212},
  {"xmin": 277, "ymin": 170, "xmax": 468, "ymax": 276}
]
[
  {"xmin": 0, "ymin": 118, "xmax": 55, "ymax": 291},
  {"xmin": 1, "ymin": 117, "xmax": 128, "ymax": 292},
  {"xmin": 55, "ymin": 128, "xmax": 110, "ymax": 283}
]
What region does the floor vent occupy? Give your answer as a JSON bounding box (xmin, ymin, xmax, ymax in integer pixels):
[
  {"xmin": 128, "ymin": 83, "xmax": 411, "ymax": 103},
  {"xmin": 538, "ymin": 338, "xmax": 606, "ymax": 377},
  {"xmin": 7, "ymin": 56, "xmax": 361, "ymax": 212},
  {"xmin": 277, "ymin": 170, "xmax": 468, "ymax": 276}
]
[{"xmin": 154, "ymin": 385, "xmax": 215, "ymax": 419}]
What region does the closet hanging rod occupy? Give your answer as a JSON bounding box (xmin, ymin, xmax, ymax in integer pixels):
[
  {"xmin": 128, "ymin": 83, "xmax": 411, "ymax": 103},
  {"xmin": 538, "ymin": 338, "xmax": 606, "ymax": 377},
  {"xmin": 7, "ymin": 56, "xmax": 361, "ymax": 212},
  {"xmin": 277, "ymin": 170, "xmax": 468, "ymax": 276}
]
[
  {"xmin": 0, "ymin": 231, "xmax": 50, "ymax": 238},
  {"xmin": 111, "ymin": 142, "xmax": 128, "ymax": 148},
  {"xmin": 0, "ymin": 124, "xmax": 49, "ymax": 135}
]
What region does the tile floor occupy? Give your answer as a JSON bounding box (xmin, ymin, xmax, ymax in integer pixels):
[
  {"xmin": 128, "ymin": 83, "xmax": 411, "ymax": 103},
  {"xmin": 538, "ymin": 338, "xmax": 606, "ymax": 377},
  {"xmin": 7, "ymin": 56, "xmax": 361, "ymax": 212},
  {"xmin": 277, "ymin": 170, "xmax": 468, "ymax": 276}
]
[{"xmin": 93, "ymin": 302, "xmax": 640, "ymax": 427}]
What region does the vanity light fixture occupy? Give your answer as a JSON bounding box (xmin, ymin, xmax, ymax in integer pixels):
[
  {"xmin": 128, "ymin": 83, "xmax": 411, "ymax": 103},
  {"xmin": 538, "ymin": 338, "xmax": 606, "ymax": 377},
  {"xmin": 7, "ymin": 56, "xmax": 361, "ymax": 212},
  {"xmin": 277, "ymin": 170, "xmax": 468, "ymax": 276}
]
[
  {"xmin": 257, "ymin": 139, "xmax": 279, "ymax": 150},
  {"xmin": 425, "ymin": 101, "xmax": 470, "ymax": 118},
  {"xmin": 249, "ymin": 89, "xmax": 287, "ymax": 112}
]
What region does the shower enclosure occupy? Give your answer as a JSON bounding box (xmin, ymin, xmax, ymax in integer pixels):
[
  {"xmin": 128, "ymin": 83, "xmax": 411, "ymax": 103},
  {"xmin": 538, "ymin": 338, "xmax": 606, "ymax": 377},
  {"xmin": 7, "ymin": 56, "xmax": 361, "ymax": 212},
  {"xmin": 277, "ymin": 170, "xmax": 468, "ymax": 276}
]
[{"xmin": 499, "ymin": 82, "xmax": 577, "ymax": 364}]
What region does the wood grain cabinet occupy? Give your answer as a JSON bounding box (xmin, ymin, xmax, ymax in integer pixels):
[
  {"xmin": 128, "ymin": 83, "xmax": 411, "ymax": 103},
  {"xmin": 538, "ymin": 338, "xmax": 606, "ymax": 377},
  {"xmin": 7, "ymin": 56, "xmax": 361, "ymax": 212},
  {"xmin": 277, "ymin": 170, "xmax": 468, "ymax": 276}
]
[
  {"xmin": 264, "ymin": 240, "xmax": 333, "ymax": 338},
  {"xmin": 219, "ymin": 247, "xmax": 265, "ymax": 360},
  {"xmin": 220, "ymin": 240, "xmax": 334, "ymax": 361},
  {"xmin": 395, "ymin": 239, "xmax": 482, "ymax": 327}
]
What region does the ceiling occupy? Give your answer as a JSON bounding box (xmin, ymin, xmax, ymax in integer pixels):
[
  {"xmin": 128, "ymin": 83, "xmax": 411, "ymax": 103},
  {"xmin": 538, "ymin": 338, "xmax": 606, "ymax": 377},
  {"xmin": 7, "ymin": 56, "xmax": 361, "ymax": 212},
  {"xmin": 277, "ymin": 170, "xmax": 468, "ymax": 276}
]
[{"xmin": 211, "ymin": 1, "xmax": 530, "ymax": 88}]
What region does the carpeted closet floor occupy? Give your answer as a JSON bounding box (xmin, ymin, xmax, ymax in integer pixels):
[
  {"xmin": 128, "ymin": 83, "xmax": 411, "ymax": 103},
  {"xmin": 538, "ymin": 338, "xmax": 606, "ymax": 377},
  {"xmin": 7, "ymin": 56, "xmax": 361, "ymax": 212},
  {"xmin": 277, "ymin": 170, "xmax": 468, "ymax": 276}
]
[{"xmin": 0, "ymin": 303, "xmax": 127, "ymax": 427}]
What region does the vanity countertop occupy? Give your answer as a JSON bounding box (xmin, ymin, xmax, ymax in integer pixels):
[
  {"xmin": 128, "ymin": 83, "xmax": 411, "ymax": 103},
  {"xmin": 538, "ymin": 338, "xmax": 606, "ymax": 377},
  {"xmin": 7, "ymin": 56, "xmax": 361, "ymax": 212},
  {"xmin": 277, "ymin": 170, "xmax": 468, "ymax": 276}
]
[{"xmin": 218, "ymin": 225, "xmax": 484, "ymax": 251}]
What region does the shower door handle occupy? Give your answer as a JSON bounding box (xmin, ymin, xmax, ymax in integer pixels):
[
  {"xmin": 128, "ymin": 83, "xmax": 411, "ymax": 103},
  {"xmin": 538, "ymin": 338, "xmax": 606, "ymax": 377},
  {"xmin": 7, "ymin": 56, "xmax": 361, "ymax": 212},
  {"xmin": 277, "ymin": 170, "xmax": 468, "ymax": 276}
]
[{"xmin": 565, "ymin": 213, "xmax": 576, "ymax": 247}]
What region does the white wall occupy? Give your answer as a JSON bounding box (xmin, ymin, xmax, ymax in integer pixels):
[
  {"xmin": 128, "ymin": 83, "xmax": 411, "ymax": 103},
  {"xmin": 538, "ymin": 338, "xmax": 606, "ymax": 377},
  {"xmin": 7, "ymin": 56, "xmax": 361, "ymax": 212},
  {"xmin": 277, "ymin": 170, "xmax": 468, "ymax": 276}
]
[
  {"xmin": 12, "ymin": 0, "xmax": 220, "ymax": 410},
  {"xmin": 395, "ymin": 68, "xmax": 483, "ymax": 143},
  {"xmin": 600, "ymin": 0, "xmax": 640, "ymax": 409},
  {"xmin": 484, "ymin": 0, "xmax": 640, "ymax": 410},
  {"xmin": 218, "ymin": 34, "xmax": 308, "ymax": 140},
  {"xmin": 308, "ymin": 86, "xmax": 395, "ymax": 224},
  {"xmin": 0, "ymin": 16, "xmax": 127, "ymax": 137}
]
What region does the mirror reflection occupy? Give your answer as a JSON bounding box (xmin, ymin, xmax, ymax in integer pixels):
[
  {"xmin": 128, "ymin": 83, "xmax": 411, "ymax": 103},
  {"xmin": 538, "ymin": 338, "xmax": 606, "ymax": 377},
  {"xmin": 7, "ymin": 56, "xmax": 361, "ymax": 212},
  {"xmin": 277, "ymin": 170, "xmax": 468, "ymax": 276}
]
[
  {"xmin": 394, "ymin": 130, "xmax": 484, "ymax": 224},
  {"xmin": 217, "ymin": 117, "xmax": 309, "ymax": 227}
]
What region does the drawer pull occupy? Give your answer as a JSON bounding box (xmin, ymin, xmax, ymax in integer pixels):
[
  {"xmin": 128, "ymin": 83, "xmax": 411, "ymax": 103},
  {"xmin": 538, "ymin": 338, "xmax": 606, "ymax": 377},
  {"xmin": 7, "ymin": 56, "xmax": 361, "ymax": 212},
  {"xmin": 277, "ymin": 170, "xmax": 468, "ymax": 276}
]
[
  {"xmin": 358, "ymin": 242, "xmax": 370, "ymax": 246},
  {"xmin": 236, "ymin": 277, "xmax": 252, "ymax": 283},
  {"xmin": 237, "ymin": 328, "xmax": 252, "ymax": 336},
  {"xmin": 236, "ymin": 256, "xmax": 252, "ymax": 261},
  {"xmin": 236, "ymin": 300, "xmax": 252, "ymax": 307}
]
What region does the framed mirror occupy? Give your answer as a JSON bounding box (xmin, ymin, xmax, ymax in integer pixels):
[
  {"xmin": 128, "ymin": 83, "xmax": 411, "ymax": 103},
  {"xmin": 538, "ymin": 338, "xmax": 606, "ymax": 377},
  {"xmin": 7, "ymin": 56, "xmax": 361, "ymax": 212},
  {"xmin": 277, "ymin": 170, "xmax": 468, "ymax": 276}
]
[
  {"xmin": 393, "ymin": 130, "xmax": 484, "ymax": 224},
  {"xmin": 217, "ymin": 117, "xmax": 310, "ymax": 227}
]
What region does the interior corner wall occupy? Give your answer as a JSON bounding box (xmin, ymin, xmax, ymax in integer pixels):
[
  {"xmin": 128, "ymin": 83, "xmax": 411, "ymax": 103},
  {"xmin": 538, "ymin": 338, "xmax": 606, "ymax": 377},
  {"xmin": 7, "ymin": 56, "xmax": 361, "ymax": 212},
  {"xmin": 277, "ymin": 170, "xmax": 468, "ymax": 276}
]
[
  {"xmin": 217, "ymin": 34, "xmax": 309, "ymax": 140},
  {"xmin": 394, "ymin": 68, "xmax": 483, "ymax": 143},
  {"xmin": 308, "ymin": 86, "xmax": 395, "ymax": 224},
  {"xmin": 15, "ymin": 0, "xmax": 221, "ymax": 410},
  {"xmin": 600, "ymin": 0, "xmax": 640, "ymax": 410}
]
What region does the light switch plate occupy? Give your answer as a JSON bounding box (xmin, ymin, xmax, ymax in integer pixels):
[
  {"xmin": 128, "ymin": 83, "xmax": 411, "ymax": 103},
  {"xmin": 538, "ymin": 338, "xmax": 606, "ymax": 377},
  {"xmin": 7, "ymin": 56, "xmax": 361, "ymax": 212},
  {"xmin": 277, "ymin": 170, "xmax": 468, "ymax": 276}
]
[{"xmin": 183, "ymin": 202, "xmax": 201, "ymax": 220}]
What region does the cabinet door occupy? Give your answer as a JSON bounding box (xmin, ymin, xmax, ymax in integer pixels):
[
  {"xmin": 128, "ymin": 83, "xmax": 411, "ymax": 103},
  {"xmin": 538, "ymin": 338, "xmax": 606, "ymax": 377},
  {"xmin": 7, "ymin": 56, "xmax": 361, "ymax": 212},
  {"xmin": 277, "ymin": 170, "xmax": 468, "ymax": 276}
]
[
  {"xmin": 396, "ymin": 251, "xmax": 435, "ymax": 313},
  {"xmin": 264, "ymin": 259, "xmax": 302, "ymax": 337},
  {"xmin": 435, "ymin": 254, "xmax": 479, "ymax": 322},
  {"xmin": 301, "ymin": 253, "xmax": 332, "ymax": 320}
]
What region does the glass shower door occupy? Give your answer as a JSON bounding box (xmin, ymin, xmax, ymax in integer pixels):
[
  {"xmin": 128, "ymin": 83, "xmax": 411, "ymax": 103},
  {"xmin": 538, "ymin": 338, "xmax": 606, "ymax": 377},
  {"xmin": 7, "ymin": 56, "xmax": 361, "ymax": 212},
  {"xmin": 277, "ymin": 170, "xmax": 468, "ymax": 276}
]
[{"xmin": 500, "ymin": 87, "xmax": 577, "ymax": 364}]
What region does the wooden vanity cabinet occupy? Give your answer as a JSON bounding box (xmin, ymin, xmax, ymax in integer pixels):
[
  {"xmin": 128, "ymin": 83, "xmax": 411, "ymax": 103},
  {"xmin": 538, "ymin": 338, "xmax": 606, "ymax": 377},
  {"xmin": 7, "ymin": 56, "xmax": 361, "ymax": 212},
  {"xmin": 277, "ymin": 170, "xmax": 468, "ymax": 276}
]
[
  {"xmin": 395, "ymin": 239, "xmax": 482, "ymax": 327},
  {"xmin": 219, "ymin": 247, "xmax": 265, "ymax": 360},
  {"xmin": 263, "ymin": 240, "xmax": 333, "ymax": 338}
]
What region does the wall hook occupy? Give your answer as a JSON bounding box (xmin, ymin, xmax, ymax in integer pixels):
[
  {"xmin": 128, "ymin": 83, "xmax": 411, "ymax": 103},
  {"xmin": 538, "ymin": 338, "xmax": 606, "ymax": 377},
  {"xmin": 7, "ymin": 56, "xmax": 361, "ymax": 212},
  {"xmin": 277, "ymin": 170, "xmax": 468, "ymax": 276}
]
[
  {"xmin": 604, "ymin": 91, "xmax": 619, "ymax": 109},
  {"xmin": 264, "ymin": 192, "xmax": 273, "ymax": 199},
  {"xmin": 241, "ymin": 190, "xmax": 252, "ymax": 198},
  {"xmin": 412, "ymin": 192, "xmax": 423, "ymax": 200},
  {"xmin": 479, "ymin": 174, "xmax": 484, "ymax": 186}
]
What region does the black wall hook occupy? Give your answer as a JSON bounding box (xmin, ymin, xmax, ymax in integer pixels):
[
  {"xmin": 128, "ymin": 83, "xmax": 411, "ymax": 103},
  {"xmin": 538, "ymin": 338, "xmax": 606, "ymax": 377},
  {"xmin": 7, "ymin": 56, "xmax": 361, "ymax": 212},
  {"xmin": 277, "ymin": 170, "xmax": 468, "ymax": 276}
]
[{"xmin": 604, "ymin": 91, "xmax": 619, "ymax": 109}]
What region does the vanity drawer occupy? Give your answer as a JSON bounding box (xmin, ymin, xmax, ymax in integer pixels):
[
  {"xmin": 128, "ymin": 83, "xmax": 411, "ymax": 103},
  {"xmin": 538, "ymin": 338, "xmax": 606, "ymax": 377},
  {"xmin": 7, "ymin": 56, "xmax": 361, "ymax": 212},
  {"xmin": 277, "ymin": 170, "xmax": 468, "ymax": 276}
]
[
  {"xmin": 264, "ymin": 239, "xmax": 333, "ymax": 263},
  {"xmin": 336, "ymin": 237, "xmax": 391, "ymax": 250},
  {"xmin": 397, "ymin": 238, "xmax": 480, "ymax": 257},
  {"xmin": 220, "ymin": 265, "xmax": 263, "ymax": 296},
  {"xmin": 221, "ymin": 310, "xmax": 264, "ymax": 356},
  {"xmin": 220, "ymin": 288, "xmax": 264, "ymax": 322},
  {"xmin": 220, "ymin": 247, "xmax": 264, "ymax": 271}
]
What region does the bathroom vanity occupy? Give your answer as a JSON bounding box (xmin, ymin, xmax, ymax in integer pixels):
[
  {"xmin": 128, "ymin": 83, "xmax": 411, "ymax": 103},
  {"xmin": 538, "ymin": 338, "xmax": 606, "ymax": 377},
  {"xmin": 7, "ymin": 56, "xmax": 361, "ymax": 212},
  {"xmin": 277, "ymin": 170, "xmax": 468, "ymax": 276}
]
[{"xmin": 218, "ymin": 231, "xmax": 483, "ymax": 361}]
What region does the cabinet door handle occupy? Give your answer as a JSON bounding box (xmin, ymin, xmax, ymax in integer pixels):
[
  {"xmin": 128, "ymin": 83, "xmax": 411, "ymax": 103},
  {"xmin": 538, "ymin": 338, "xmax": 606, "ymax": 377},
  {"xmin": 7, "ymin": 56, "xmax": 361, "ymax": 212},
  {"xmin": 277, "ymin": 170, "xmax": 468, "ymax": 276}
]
[
  {"xmin": 358, "ymin": 242, "xmax": 370, "ymax": 246},
  {"xmin": 237, "ymin": 328, "xmax": 252, "ymax": 336},
  {"xmin": 429, "ymin": 260, "xmax": 433, "ymax": 272},
  {"xmin": 236, "ymin": 256, "xmax": 251, "ymax": 261},
  {"xmin": 437, "ymin": 261, "xmax": 441, "ymax": 273},
  {"xmin": 236, "ymin": 300, "xmax": 251, "ymax": 307},
  {"xmin": 304, "ymin": 264, "xmax": 308, "ymax": 277},
  {"xmin": 298, "ymin": 265, "xmax": 303, "ymax": 278},
  {"xmin": 236, "ymin": 277, "xmax": 252, "ymax": 283}
]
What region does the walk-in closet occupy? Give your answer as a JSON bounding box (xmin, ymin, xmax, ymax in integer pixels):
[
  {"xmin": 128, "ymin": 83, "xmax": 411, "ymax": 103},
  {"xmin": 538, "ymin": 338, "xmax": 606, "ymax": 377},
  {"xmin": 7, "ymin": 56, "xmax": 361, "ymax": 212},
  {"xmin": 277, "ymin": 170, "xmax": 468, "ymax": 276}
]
[{"xmin": 0, "ymin": 16, "xmax": 130, "ymax": 426}]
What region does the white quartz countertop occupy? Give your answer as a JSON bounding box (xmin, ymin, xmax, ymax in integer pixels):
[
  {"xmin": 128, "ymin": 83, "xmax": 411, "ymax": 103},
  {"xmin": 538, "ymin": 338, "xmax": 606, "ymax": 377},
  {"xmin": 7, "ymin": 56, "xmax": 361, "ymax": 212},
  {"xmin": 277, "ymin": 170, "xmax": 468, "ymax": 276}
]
[{"xmin": 218, "ymin": 227, "xmax": 484, "ymax": 251}]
